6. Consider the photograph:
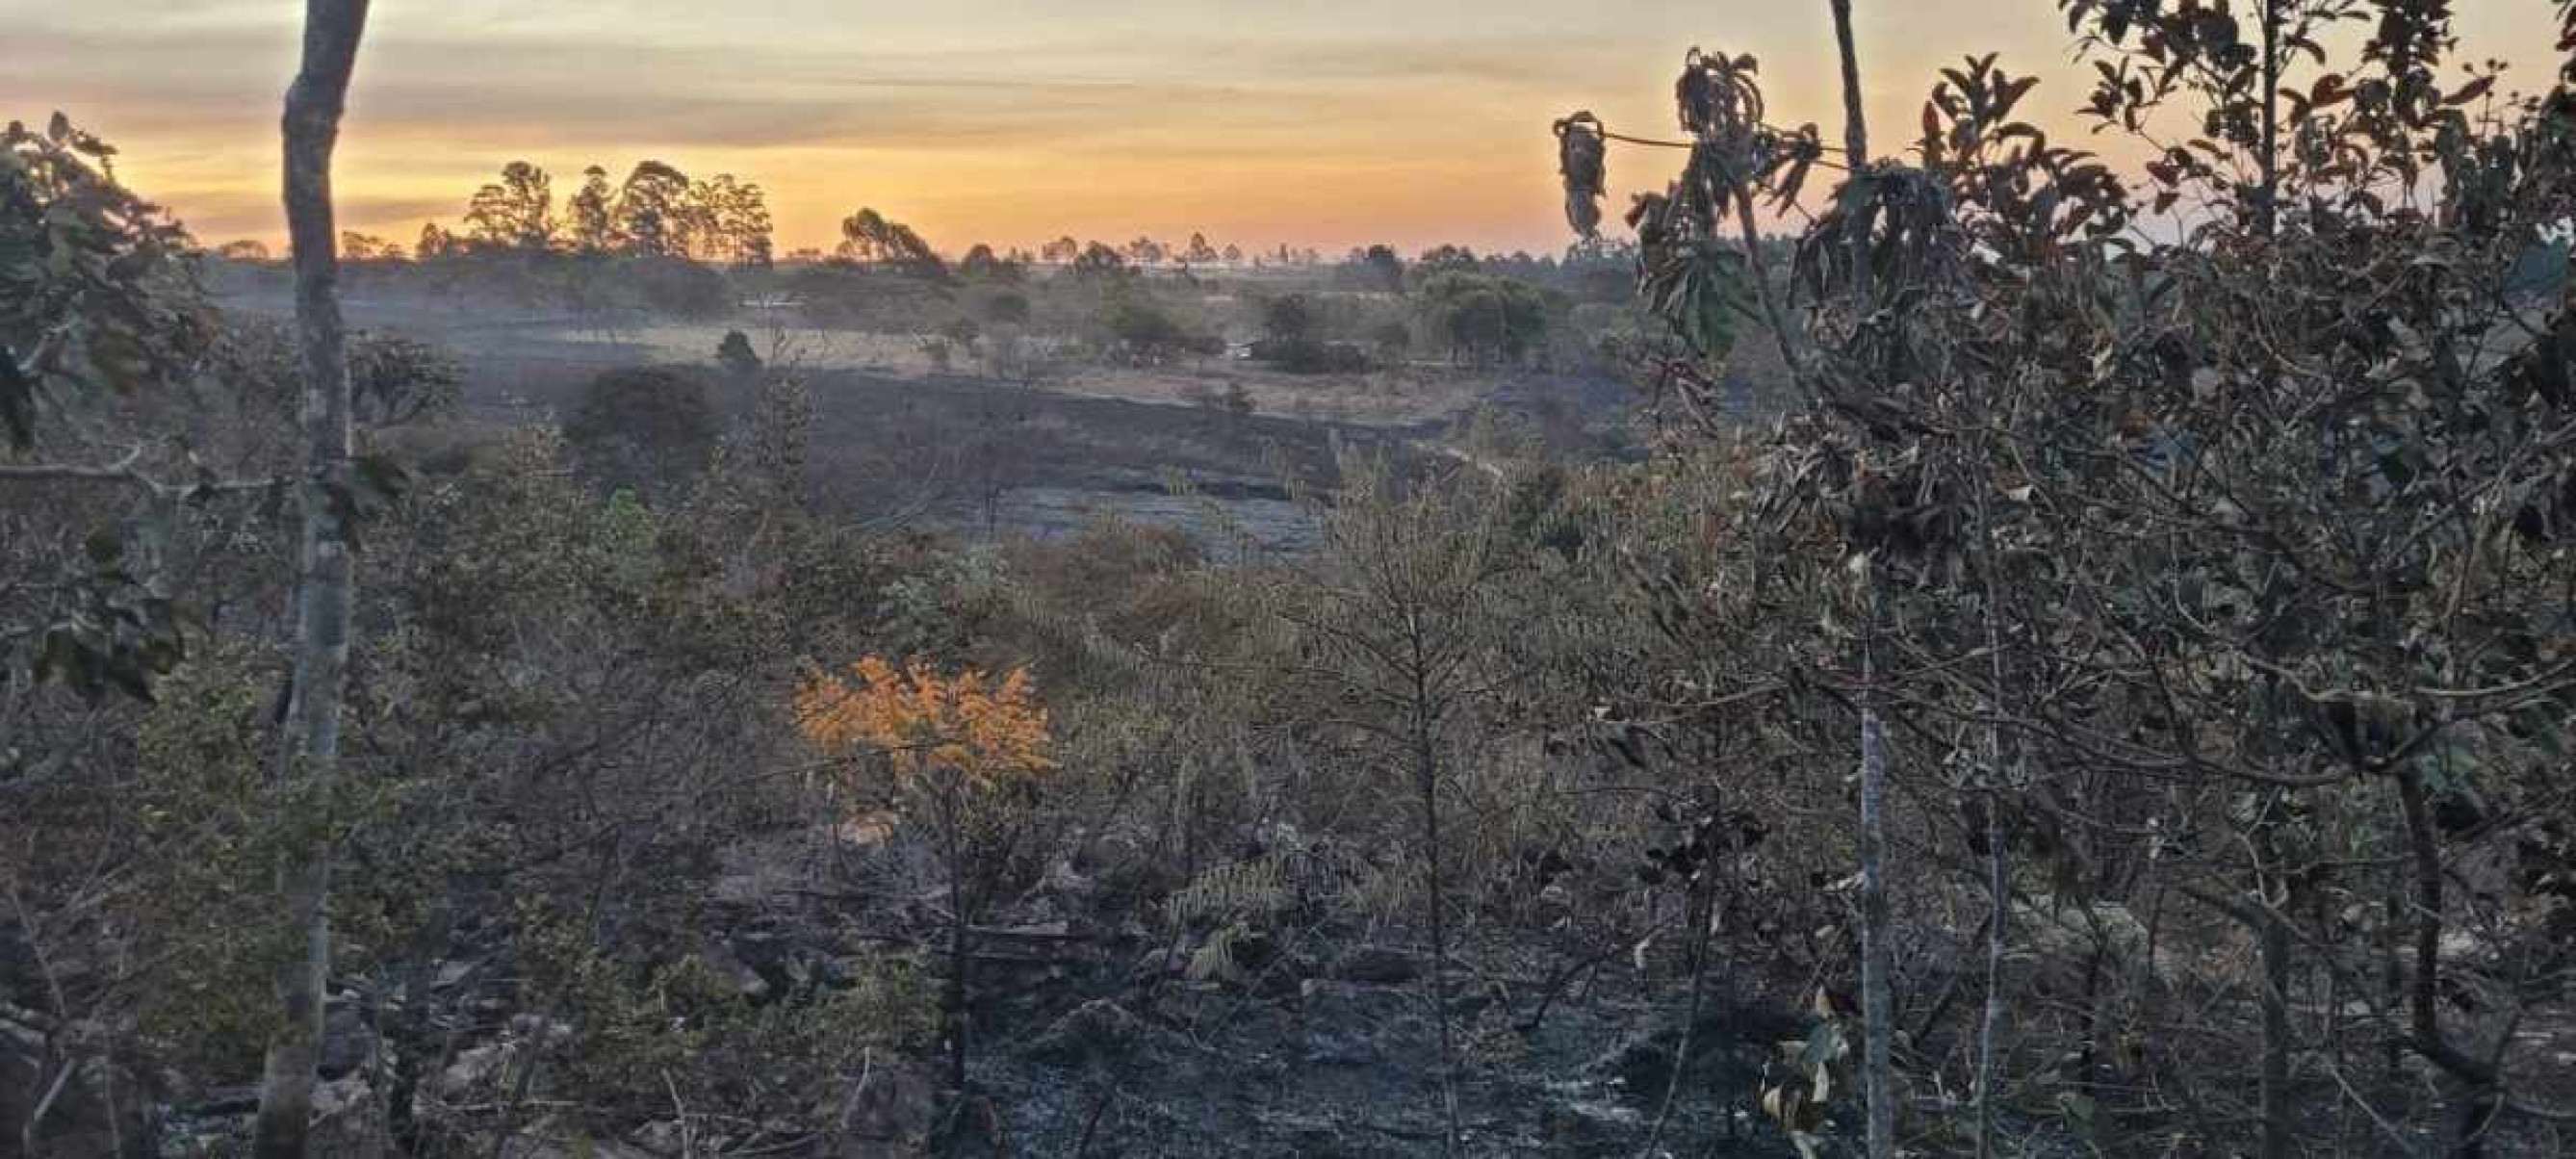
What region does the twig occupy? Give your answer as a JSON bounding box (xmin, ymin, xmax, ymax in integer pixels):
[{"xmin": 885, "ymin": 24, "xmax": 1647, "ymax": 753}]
[
  {"xmin": 663, "ymin": 1069, "xmax": 694, "ymax": 1158},
  {"xmin": 1072, "ymin": 1084, "xmax": 1115, "ymax": 1157}
]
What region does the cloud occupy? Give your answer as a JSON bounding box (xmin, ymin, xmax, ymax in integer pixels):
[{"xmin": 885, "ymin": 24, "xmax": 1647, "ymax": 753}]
[
  {"xmin": 8, "ymin": 13, "xmax": 1612, "ymax": 149},
  {"xmin": 12, "ymin": 2, "xmax": 2565, "ymax": 254},
  {"xmin": 152, "ymin": 188, "xmax": 456, "ymax": 243}
]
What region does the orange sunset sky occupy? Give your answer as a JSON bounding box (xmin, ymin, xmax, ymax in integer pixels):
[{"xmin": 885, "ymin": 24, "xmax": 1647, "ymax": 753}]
[{"xmin": 4, "ymin": 2, "xmax": 2564, "ymax": 257}]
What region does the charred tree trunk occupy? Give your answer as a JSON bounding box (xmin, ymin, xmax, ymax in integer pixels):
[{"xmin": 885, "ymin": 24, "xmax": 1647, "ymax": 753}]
[
  {"xmin": 2395, "ymin": 766, "xmax": 2502, "ymax": 1157},
  {"xmin": 251, "ymin": 5, "xmax": 370, "ymax": 1158}
]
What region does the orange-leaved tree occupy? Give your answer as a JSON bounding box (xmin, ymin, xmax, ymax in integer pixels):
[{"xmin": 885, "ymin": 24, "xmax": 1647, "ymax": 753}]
[{"xmin": 796, "ymin": 656, "xmax": 1051, "ymax": 1091}]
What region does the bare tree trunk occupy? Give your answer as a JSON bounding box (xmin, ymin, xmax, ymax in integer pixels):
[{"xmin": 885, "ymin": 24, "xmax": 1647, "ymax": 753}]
[
  {"xmin": 1856, "ymin": 637, "xmax": 1895, "ymax": 1159},
  {"xmin": 1826, "ymin": 4, "xmax": 1895, "ymax": 1157},
  {"xmin": 1972, "ymin": 494, "xmax": 2010, "ymax": 1159},
  {"xmin": 1961, "ymin": 392, "xmax": 2016, "ymax": 1159},
  {"xmin": 252, "ymin": 6, "xmax": 370, "ymax": 1158},
  {"xmin": 2257, "ymin": 0, "xmax": 2281, "ymax": 237},
  {"xmin": 2252, "ymin": 9, "xmax": 2291, "ymax": 1148},
  {"xmin": 1828, "ymin": 0, "xmax": 1875, "ymax": 313},
  {"xmin": 2254, "ymin": 807, "xmax": 2293, "ymax": 1159},
  {"xmin": 2258, "ymin": 911, "xmax": 2293, "ymax": 1158},
  {"xmin": 1414, "ymin": 666, "xmax": 1462, "ymax": 1158},
  {"xmin": 1974, "ymin": 803, "xmax": 2008, "ymax": 1158},
  {"xmin": 941, "ymin": 789, "xmax": 971, "ymax": 1093}
]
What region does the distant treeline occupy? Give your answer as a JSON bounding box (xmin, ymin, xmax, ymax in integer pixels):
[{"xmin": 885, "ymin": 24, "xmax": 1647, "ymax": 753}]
[{"xmin": 204, "ymin": 160, "xmax": 1656, "ymax": 287}]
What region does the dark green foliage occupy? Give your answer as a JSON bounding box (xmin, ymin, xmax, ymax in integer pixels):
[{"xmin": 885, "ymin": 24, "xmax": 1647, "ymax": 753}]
[
  {"xmin": 1412, "ymin": 244, "xmax": 1481, "ymax": 279},
  {"xmin": 349, "ymin": 332, "xmax": 462, "ymax": 425},
  {"xmin": 1070, "ymin": 241, "xmax": 1131, "ymax": 281},
  {"xmin": 1261, "ymin": 294, "xmax": 1320, "ymax": 345},
  {"xmin": 1341, "ymin": 245, "xmax": 1407, "ymax": 293},
  {"xmin": 625, "ymin": 252, "xmax": 731, "ymax": 319},
  {"xmin": 960, "ymin": 243, "xmax": 1022, "ymax": 283},
  {"xmin": 1416, "ymin": 271, "xmax": 1552, "ymax": 366},
  {"xmin": 454, "ymin": 159, "xmax": 773, "ymax": 267},
  {"xmin": 0, "ymin": 116, "xmax": 213, "ymax": 703},
  {"xmin": 562, "ymin": 365, "xmax": 718, "ymax": 494},
  {"xmin": 614, "ymin": 160, "xmax": 693, "ymax": 258},
  {"xmin": 981, "ymin": 289, "xmax": 1031, "ymax": 324},
  {"xmin": 1369, "ymin": 320, "xmax": 1414, "ymax": 363},
  {"xmin": 206, "ymin": 320, "xmax": 460, "ymax": 429},
  {"xmin": 25, "ymin": 533, "xmax": 186, "ymax": 703},
  {"xmin": 715, "ymin": 328, "xmax": 762, "ymax": 378},
  {"xmin": 1249, "ymin": 293, "xmax": 1371, "ymax": 372},
  {"xmin": 783, "ymin": 258, "xmax": 955, "ymax": 331},
  {"xmin": 463, "ymin": 160, "xmax": 554, "ymax": 251},
  {"xmin": 837, "ymin": 207, "xmax": 946, "ymax": 278},
  {"xmin": 1097, "ymin": 296, "xmax": 1213, "ymax": 365},
  {"xmin": 0, "ymin": 352, "xmax": 30, "ymax": 452},
  {"xmin": 507, "ymin": 898, "xmax": 932, "ymax": 1137}
]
